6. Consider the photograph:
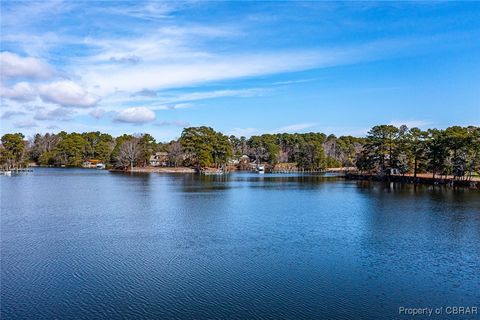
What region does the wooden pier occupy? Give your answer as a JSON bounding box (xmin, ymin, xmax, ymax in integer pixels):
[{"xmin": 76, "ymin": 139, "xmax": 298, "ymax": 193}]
[
  {"xmin": 1, "ymin": 167, "xmax": 34, "ymax": 174},
  {"xmin": 258, "ymin": 167, "xmax": 356, "ymax": 175}
]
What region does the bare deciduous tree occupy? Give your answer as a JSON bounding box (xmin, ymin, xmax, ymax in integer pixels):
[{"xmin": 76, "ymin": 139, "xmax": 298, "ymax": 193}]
[
  {"xmin": 116, "ymin": 138, "xmax": 141, "ymax": 170},
  {"xmin": 168, "ymin": 141, "xmax": 184, "ymax": 167}
]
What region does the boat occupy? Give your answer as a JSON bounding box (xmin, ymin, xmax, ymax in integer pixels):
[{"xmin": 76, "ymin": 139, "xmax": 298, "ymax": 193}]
[
  {"xmin": 256, "ymin": 165, "xmax": 265, "ymax": 174},
  {"xmin": 3, "ymin": 170, "xmax": 12, "ymax": 176},
  {"xmin": 96, "ymin": 163, "xmax": 106, "ymax": 169}
]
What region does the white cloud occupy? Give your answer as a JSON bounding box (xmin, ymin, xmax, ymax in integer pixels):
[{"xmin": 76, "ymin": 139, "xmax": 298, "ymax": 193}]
[
  {"xmin": 108, "ymin": 88, "xmax": 265, "ymax": 111},
  {"xmin": 0, "ymin": 51, "xmax": 55, "ymax": 79},
  {"xmin": 98, "ymin": 2, "xmax": 179, "ymax": 20},
  {"xmin": 114, "ymin": 107, "xmax": 156, "ymax": 124},
  {"xmin": 151, "ymin": 103, "xmax": 193, "ymax": 110},
  {"xmin": 89, "ymin": 108, "xmax": 106, "ymax": 119},
  {"xmin": 80, "ymin": 51, "xmax": 336, "ymax": 95},
  {"xmin": 229, "ymin": 123, "xmax": 317, "ymax": 137},
  {"xmin": 156, "ymin": 25, "xmax": 240, "ymax": 38},
  {"xmin": 273, "ymin": 123, "xmax": 317, "ymax": 133},
  {"xmin": 163, "ymin": 89, "xmax": 269, "ymax": 102},
  {"xmin": 34, "ymin": 107, "xmax": 74, "ymax": 121},
  {"xmin": 1, "ymin": 0, "xmax": 71, "ymax": 30},
  {"xmin": 105, "ymin": 89, "xmax": 267, "ymax": 111},
  {"xmin": 76, "ymin": 32, "xmax": 443, "ymax": 99},
  {"xmin": 0, "ymin": 82, "xmax": 37, "ymax": 102},
  {"xmin": 132, "ymin": 89, "xmax": 157, "ymax": 97},
  {"xmin": 229, "ymin": 127, "xmax": 258, "ymax": 137},
  {"xmin": 0, "ymin": 110, "xmax": 27, "ymax": 119},
  {"xmin": 272, "ymin": 78, "xmax": 319, "ymax": 86},
  {"xmin": 14, "ymin": 119, "xmax": 38, "ymax": 128},
  {"xmin": 1, "ymin": 32, "xmax": 66, "ymax": 57},
  {"xmin": 155, "ymin": 120, "xmax": 190, "ymax": 127},
  {"xmin": 38, "ymin": 80, "xmax": 99, "ymax": 108},
  {"xmin": 109, "ymin": 54, "xmax": 142, "ymax": 64},
  {"xmin": 389, "ymin": 120, "xmax": 432, "ymax": 129}
]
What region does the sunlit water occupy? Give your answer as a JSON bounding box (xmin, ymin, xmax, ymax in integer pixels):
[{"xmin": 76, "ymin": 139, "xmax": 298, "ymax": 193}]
[{"xmin": 1, "ymin": 168, "xmax": 479, "ymax": 319}]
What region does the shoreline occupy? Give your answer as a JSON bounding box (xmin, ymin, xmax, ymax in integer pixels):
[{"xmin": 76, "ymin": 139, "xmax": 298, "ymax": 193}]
[
  {"xmin": 345, "ymin": 173, "xmax": 480, "ymax": 190},
  {"xmin": 110, "ymin": 166, "xmax": 196, "ymax": 173},
  {"xmin": 18, "ymin": 166, "xmax": 480, "ymax": 189}
]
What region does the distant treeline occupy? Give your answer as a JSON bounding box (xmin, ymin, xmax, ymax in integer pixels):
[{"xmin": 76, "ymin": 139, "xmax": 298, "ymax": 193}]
[{"xmin": 1, "ymin": 125, "xmax": 479, "ymax": 180}]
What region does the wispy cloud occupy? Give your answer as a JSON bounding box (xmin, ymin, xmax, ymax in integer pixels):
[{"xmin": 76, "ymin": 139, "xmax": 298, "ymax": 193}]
[
  {"xmin": 229, "ymin": 123, "xmax": 317, "ymax": 137},
  {"xmin": 34, "ymin": 107, "xmax": 75, "ymax": 121},
  {"xmin": 274, "ymin": 123, "xmax": 317, "ymax": 133},
  {"xmin": 96, "ymin": 2, "xmax": 180, "ymax": 21},
  {"xmin": 0, "ymin": 110, "xmax": 27, "ymax": 119},
  {"xmin": 272, "ymin": 78, "xmax": 319, "ymax": 86},
  {"xmin": 151, "ymin": 103, "xmax": 192, "ymax": 110},
  {"xmin": 157, "ymin": 88, "xmax": 269, "ymax": 103},
  {"xmin": 89, "ymin": 108, "xmax": 106, "ymax": 119},
  {"xmin": 14, "ymin": 119, "xmax": 38, "ymax": 129},
  {"xmin": 109, "ymin": 54, "xmax": 142, "ymax": 64},
  {"xmin": 102, "ymin": 88, "xmax": 266, "ymax": 112},
  {"xmin": 229, "ymin": 127, "xmax": 258, "ymax": 137},
  {"xmin": 389, "ymin": 120, "xmax": 432, "ymax": 129},
  {"xmin": 154, "ymin": 120, "xmax": 190, "ymax": 127},
  {"xmin": 132, "ymin": 89, "xmax": 157, "ymax": 97}
]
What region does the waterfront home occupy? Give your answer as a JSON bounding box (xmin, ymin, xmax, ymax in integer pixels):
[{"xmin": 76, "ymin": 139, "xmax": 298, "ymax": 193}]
[
  {"xmin": 150, "ymin": 152, "xmax": 169, "ymax": 166},
  {"xmin": 82, "ymin": 159, "xmax": 101, "ymax": 168},
  {"xmin": 228, "ymin": 155, "xmax": 250, "ymax": 165}
]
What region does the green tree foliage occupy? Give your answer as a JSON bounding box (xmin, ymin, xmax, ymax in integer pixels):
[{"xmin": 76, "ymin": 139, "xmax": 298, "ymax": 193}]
[
  {"xmin": 0, "ymin": 133, "xmax": 27, "ymax": 169},
  {"xmin": 245, "ymin": 132, "xmax": 330, "ymax": 170},
  {"xmin": 137, "ymin": 133, "xmax": 157, "ymax": 167},
  {"xmin": 407, "ymin": 127, "xmax": 428, "ymax": 178},
  {"xmin": 296, "ymin": 139, "xmax": 326, "ymax": 170},
  {"xmin": 363, "ymin": 125, "xmax": 399, "ymax": 172},
  {"xmin": 247, "ymin": 134, "xmax": 280, "ymax": 165},
  {"xmin": 54, "ymin": 133, "xmax": 87, "ymax": 166},
  {"xmin": 359, "ymin": 125, "xmax": 479, "ymax": 180},
  {"xmin": 179, "ymin": 127, "xmax": 232, "ymax": 169},
  {"xmin": 82, "ymin": 131, "xmax": 114, "ymax": 162}
]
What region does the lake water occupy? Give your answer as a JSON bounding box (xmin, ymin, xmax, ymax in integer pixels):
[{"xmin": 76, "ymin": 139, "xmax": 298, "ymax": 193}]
[{"xmin": 1, "ymin": 168, "xmax": 479, "ymax": 319}]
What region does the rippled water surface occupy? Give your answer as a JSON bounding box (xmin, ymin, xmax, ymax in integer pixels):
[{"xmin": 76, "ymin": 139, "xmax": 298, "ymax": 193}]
[{"xmin": 1, "ymin": 168, "xmax": 479, "ymax": 319}]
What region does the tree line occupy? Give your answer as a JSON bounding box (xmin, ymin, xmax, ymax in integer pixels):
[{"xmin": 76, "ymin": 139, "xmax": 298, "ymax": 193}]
[
  {"xmin": 1, "ymin": 125, "xmax": 479, "ymax": 179},
  {"xmin": 357, "ymin": 125, "xmax": 480, "ymax": 180}
]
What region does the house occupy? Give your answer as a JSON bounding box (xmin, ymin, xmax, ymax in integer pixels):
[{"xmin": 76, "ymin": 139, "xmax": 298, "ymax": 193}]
[
  {"xmin": 82, "ymin": 159, "xmax": 101, "ymax": 168},
  {"xmin": 150, "ymin": 152, "xmax": 169, "ymax": 166},
  {"xmin": 228, "ymin": 155, "xmax": 251, "ymax": 166}
]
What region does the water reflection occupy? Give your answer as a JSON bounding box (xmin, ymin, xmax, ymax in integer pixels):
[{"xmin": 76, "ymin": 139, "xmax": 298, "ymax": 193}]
[{"xmin": 1, "ymin": 168, "xmax": 479, "ymax": 320}]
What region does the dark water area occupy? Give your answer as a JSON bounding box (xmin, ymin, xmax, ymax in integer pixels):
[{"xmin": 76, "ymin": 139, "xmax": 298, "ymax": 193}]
[{"xmin": 1, "ymin": 168, "xmax": 479, "ymax": 319}]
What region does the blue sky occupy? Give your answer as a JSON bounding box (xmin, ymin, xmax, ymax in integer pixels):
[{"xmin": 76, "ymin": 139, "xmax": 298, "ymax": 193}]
[{"xmin": 1, "ymin": 1, "xmax": 479, "ymax": 141}]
